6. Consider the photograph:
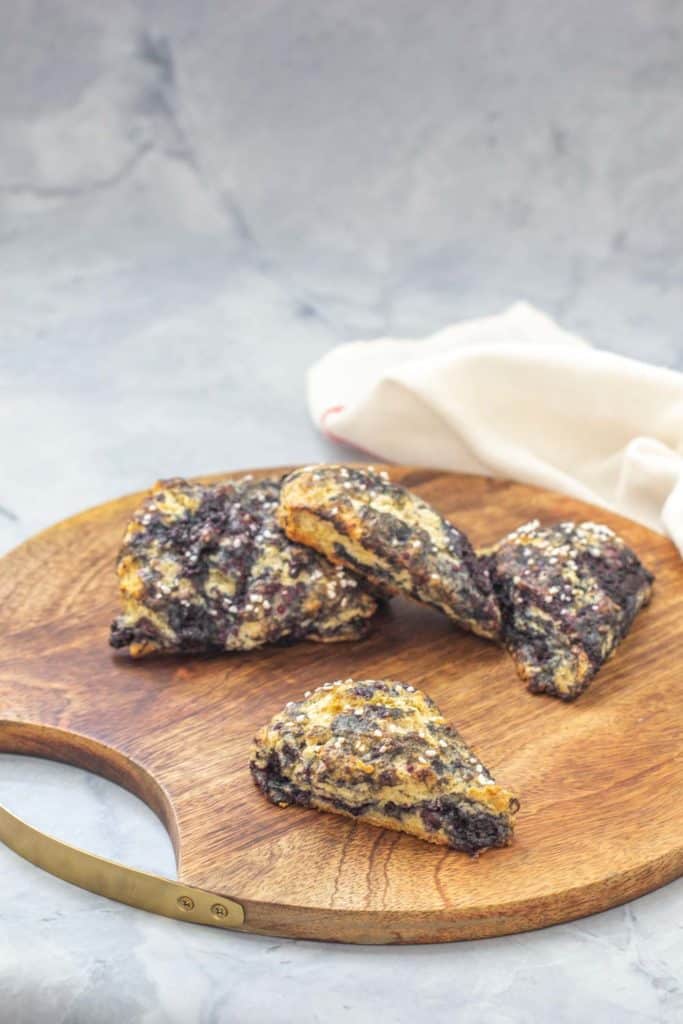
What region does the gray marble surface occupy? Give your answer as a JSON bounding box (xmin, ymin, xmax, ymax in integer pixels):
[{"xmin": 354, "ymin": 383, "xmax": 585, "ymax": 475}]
[{"xmin": 1, "ymin": 2, "xmax": 682, "ymax": 1021}]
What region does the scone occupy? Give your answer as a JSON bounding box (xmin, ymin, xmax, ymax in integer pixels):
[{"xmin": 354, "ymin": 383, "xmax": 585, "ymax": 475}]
[
  {"xmin": 110, "ymin": 477, "xmax": 378, "ymax": 657},
  {"xmin": 277, "ymin": 465, "xmax": 502, "ymax": 641},
  {"xmin": 485, "ymin": 519, "xmax": 654, "ymax": 700},
  {"xmin": 251, "ymin": 678, "xmax": 518, "ymax": 854}
]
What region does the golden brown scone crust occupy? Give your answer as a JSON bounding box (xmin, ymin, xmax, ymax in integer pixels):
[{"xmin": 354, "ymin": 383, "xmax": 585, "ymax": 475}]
[
  {"xmin": 277, "ymin": 465, "xmax": 502, "ymax": 641},
  {"xmin": 251, "ymin": 678, "xmax": 518, "ymax": 853},
  {"xmin": 110, "ymin": 477, "xmax": 377, "ymax": 657},
  {"xmin": 484, "ymin": 519, "xmax": 654, "ymax": 700}
]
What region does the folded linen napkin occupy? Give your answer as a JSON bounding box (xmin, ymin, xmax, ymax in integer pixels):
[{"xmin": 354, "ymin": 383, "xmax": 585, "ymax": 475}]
[{"xmin": 308, "ymin": 303, "xmax": 683, "ymax": 556}]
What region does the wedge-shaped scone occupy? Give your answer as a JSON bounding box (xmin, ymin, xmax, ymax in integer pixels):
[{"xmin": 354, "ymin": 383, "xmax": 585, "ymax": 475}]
[
  {"xmin": 251, "ymin": 678, "xmax": 518, "ymax": 853},
  {"xmin": 486, "ymin": 519, "xmax": 654, "ymax": 700},
  {"xmin": 110, "ymin": 477, "xmax": 377, "ymax": 657},
  {"xmin": 277, "ymin": 465, "xmax": 502, "ymax": 641}
]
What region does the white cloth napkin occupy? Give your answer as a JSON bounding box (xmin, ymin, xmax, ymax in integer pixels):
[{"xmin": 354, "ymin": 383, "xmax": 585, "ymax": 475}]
[{"xmin": 308, "ymin": 303, "xmax": 683, "ymax": 556}]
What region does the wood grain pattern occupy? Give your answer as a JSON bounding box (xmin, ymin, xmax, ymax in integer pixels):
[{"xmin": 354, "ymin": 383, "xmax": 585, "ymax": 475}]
[{"xmin": 0, "ymin": 466, "xmax": 681, "ymax": 944}]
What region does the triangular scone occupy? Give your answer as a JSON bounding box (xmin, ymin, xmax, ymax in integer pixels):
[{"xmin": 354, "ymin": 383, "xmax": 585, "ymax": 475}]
[
  {"xmin": 110, "ymin": 477, "xmax": 377, "ymax": 657},
  {"xmin": 251, "ymin": 678, "xmax": 518, "ymax": 853},
  {"xmin": 277, "ymin": 466, "xmax": 502, "ymax": 641},
  {"xmin": 485, "ymin": 520, "xmax": 654, "ymax": 700}
]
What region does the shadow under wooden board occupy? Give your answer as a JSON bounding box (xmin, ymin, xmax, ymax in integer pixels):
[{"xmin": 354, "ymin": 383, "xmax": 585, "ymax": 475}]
[{"xmin": 0, "ymin": 466, "xmax": 681, "ymax": 944}]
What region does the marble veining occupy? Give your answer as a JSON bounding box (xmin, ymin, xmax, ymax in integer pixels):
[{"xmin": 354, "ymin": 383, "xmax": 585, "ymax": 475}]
[{"xmin": 1, "ymin": 1, "xmax": 682, "ymax": 1020}]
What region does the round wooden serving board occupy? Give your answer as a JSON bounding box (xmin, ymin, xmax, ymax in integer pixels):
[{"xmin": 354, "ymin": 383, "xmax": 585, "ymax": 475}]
[{"xmin": 0, "ymin": 467, "xmax": 681, "ymax": 944}]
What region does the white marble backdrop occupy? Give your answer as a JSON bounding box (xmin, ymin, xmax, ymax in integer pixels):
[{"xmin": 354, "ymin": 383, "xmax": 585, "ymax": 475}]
[{"xmin": 1, "ymin": 2, "xmax": 682, "ymax": 1021}]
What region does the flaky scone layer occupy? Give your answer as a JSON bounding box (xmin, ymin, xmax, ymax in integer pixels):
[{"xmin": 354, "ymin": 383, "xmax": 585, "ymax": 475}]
[
  {"xmin": 485, "ymin": 519, "xmax": 654, "ymax": 700},
  {"xmin": 277, "ymin": 465, "xmax": 502, "ymax": 641},
  {"xmin": 251, "ymin": 678, "xmax": 518, "ymax": 853},
  {"xmin": 110, "ymin": 477, "xmax": 377, "ymax": 657}
]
